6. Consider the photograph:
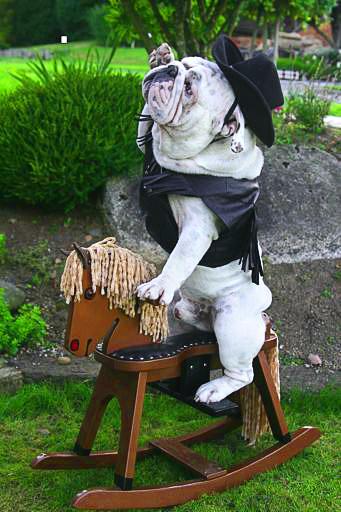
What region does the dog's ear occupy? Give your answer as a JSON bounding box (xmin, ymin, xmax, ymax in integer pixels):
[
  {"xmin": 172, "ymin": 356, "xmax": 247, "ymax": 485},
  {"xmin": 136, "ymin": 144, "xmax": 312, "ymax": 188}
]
[
  {"xmin": 181, "ymin": 57, "xmax": 220, "ymax": 74},
  {"xmin": 216, "ymin": 105, "xmax": 246, "ymax": 154},
  {"xmin": 230, "ymin": 106, "xmax": 245, "ymax": 154}
]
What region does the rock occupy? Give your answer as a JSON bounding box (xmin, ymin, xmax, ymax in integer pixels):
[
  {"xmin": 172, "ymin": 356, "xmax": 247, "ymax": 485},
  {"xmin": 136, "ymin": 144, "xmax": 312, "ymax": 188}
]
[
  {"xmin": 0, "ymin": 279, "xmax": 26, "ymax": 311},
  {"xmin": 102, "ymin": 146, "xmax": 340, "ymax": 266},
  {"xmin": 102, "ymin": 176, "xmax": 168, "ymax": 268},
  {"xmin": 0, "ymin": 367, "xmax": 23, "ymax": 394},
  {"xmin": 324, "ymin": 116, "xmax": 341, "ymax": 129},
  {"xmin": 308, "ymin": 353, "xmax": 322, "ymax": 366},
  {"xmin": 89, "ymin": 227, "xmax": 102, "ymax": 238},
  {"xmin": 84, "ymin": 234, "xmax": 93, "ymax": 242},
  {"xmin": 37, "ymin": 428, "xmax": 50, "ymax": 436},
  {"xmin": 57, "ymin": 356, "xmax": 72, "ymax": 365},
  {"xmin": 258, "ymin": 145, "xmax": 341, "ymax": 263}
]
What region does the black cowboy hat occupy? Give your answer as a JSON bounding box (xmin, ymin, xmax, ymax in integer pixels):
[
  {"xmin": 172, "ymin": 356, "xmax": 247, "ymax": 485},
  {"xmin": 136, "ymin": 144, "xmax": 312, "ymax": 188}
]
[{"xmin": 212, "ymin": 34, "xmax": 284, "ymax": 147}]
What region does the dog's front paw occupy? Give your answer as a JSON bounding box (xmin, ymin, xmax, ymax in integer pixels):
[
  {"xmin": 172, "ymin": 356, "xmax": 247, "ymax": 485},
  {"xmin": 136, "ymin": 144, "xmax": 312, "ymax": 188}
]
[
  {"xmin": 149, "ymin": 43, "xmax": 174, "ymax": 69},
  {"xmin": 136, "ymin": 276, "xmax": 178, "ymax": 305}
]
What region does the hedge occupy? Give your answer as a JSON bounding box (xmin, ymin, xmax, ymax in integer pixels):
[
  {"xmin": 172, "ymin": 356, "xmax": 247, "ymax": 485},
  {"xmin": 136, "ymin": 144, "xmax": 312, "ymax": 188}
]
[{"xmin": 0, "ymin": 57, "xmax": 144, "ymax": 211}]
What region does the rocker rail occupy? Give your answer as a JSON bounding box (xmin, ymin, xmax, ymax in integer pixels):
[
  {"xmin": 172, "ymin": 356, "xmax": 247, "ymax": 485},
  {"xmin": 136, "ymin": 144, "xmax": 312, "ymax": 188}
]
[
  {"xmin": 31, "ymin": 417, "xmax": 242, "ymax": 470},
  {"xmin": 72, "ymin": 427, "xmax": 321, "ymax": 510}
]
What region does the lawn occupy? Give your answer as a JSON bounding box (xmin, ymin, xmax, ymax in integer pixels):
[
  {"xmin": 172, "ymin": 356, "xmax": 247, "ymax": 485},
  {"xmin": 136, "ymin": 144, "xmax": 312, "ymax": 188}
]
[
  {"xmin": 0, "ymin": 382, "xmax": 339, "ymax": 512},
  {"xmin": 0, "ymin": 42, "xmax": 148, "ymax": 92}
]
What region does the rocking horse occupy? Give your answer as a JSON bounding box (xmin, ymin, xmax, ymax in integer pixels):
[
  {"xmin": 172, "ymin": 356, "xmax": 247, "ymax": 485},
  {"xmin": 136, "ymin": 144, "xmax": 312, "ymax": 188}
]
[{"xmin": 31, "ymin": 239, "xmax": 321, "ymax": 510}]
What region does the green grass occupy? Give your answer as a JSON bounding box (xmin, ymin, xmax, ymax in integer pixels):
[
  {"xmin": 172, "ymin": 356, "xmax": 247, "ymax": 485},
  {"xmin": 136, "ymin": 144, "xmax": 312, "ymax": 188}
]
[
  {"xmin": 329, "ymin": 102, "xmax": 341, "ymax": 117},
  {"xmin": 0, "ymin": 42, "xmax": 148, "ymax": 92},
  {"xmin": 0, "ymin": 382, "xmax": 339, "ymax": 511}
]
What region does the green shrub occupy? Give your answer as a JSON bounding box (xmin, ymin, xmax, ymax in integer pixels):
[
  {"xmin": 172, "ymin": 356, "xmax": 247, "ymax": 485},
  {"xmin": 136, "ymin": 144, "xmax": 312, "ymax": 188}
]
[
  {"xmin": 0, "ymin": 288, "xmax": 46, "ymax": 356},
  {"xmin": 0, "ymin": 234, "xmax": 6, "ymax": 264},
  {"xmin": 0, "ymin": 55, "xmax": 144, "ymax": 211},
  {"xmin": 286, "ymin": 88, "xmax": 330, "ymax": 134},
  {"xmin": 11, "ymin": 240, "xmax": 52, "ymax": 286},
  {"xmin": 274, "ymin": 86, "xmax": 331, "ymax": 145},
  {"xmin": 277, "ymin": 55, "xmax": 340, "ymax": 81}
]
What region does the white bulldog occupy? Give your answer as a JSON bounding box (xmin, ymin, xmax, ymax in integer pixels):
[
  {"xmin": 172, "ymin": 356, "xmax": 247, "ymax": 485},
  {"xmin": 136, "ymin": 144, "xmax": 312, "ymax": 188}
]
[{"xmin": 137, "ymin": 44, "xmax": 272, "ymax": 404}]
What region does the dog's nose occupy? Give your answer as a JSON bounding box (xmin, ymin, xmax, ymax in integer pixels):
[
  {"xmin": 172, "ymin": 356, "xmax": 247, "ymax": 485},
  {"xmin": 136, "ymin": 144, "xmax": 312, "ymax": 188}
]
[{"xmin": 167, "ymin": 65, "xmax": 178, "ymax": 78}]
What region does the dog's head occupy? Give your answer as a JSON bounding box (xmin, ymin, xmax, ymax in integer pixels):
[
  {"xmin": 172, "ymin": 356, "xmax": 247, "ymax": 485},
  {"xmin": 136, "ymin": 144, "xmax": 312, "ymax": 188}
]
[{"xmin": 142, "ymin": 57, "xmax": 245, "ymax": 153}]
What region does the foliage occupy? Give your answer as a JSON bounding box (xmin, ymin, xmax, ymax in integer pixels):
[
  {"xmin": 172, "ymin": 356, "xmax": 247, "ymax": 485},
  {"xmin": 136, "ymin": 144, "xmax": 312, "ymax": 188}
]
[
  {"xmin": 0, "ymin": 383, "xmax": 339, "ymax": 510},
  {"xmin": 329, "ymin": 102, "xmax": 341, "ymax": 116},
  {"xmin": 7, "ymin": 0, "xmax": 60, "ymax": 47},
  {"xmin": 0, "ymin": 53, "xmax": 143, "ymax": 211},
  {"xmin": 107, "ymin": 1, "xmax": 337, "ymax": 58},
  {"xmin": 0, "ymin": 233, "xmax": 6, "ymax": 264},
  {"xmin": 10, "ymin": 240, "xmax": 53, "ymax": 287},
  {"xmin": 273, "ymin": 87, "xmax": 331, "ymax": 144},
  {"xmin": 277, "ymin": 54, "xmax": 341, "ymax": 81},
  {"xmin": 0, "ymin": 288, "xmax": 46, "ymax": 356},
  {"xmin": 108, "ymin": 0, "xmax": 248, "ymax": 57},
  {"xmin": 55, "ymin": 0, "xmax": 100, "ymax": 42},
  {"xmin": 87, "ymin": 4, "xmax": 115, "ymax": 47},
  {"xmin": 105, "ymin": 0, "xmax": 141, "ymax": 48},
  {"xmin": 0, "ymin": 0, "xmax": 13, "ymax": 48},
  {"xmin": 246, "ymin": 0, "xmax": 337, "ymax": 24}
]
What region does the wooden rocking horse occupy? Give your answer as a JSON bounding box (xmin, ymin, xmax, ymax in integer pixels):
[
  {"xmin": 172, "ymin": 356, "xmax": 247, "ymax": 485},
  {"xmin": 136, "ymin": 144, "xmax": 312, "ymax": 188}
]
[{"xmin": 31, "ymin": 239, "xmax": 321, "ymax": 510}]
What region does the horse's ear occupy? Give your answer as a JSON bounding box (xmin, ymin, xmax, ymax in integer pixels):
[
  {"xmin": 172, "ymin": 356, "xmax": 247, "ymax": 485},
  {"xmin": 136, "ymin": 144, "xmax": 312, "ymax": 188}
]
[{"xmin": 73, "ymin": 242, "xmax": 90, "ymax": 269}]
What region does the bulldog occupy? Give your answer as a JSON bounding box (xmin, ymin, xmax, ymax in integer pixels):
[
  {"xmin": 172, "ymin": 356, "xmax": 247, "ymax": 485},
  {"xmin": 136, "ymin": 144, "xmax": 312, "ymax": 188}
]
[{"xmin": 136, "ymin": 42, "xmax": 272, "ymax": 404}]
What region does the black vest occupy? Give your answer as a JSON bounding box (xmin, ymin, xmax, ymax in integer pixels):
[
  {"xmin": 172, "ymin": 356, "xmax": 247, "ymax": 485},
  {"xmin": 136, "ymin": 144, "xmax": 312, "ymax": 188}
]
[{"xmin": 139, "ymin": 131, "xmax": 263, "ymax": 285}]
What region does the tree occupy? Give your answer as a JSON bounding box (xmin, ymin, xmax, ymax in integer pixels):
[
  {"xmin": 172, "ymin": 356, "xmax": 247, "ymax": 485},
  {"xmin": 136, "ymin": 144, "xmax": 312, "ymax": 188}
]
[
  {"xmin": 107, "ymin": 0, "xmax": 249, "ymax": 57},
  {"xmin": 55, "ymin": 0, "xmax": 101, "ymax": 41},
  {"xmin": 9, "ymin": 0, "xmax": 60, "ymax": 46},
  {"xmin": 330, "ymin": 1, "xmax": 341, "ymax": 48},
  {"xmin": 0, "ymin": 0, "xmax": 13, "ymax": 47},
  {"xmin": 246, "ymin": 0, "xmax": 337, "ymax": 61}
]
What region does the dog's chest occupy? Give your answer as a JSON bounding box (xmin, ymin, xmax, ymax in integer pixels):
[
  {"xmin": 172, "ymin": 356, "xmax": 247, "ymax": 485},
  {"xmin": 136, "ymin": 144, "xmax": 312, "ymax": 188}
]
[{"xmin": 168, "ymin": 194, "xmax": 222, "ymax": 237}]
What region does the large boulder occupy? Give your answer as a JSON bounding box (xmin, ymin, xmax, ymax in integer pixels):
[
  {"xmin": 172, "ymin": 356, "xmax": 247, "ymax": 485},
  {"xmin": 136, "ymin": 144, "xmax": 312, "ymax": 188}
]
[
  {"xmin": 258, "ymin": 145, "xmax": 341, "ymax": 263},
  {"xmin": 102, "ymin": 176, "xmax": 168, "ymax": 268},
  {"xmin": 102, "ymin": 145, "xmax": 340, "ymax": 265}
]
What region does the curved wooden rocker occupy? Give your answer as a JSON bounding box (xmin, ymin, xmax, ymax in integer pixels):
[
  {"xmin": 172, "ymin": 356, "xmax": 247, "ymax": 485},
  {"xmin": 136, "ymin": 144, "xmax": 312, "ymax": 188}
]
[{"xmin": 31, "ymin": 245, "xmax": 321, "ymax": 510}]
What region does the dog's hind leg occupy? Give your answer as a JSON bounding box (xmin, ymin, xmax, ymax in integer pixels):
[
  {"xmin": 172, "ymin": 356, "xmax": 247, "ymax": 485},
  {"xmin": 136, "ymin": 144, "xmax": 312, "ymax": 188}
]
[{"xmin": 195, "ymin": 284, "xmax": 272, "ymax": 403}]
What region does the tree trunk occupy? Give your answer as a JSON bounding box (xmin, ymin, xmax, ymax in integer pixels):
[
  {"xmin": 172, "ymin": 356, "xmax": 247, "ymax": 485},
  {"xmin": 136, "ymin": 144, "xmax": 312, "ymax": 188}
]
[
  {"xmin": 273, "ymin": 16, "xmax": 280, "ymax": 63},
  {"xmin": 250, "ymin": 24, "xmax": 259, "ymax": 56},
  {"xmin": 121, "ymin": 0, "xmax": 155, "ymax": 53},
  {"xmin": 331, "ymin": 3, "xmax": 341, "ymax": 49},
  {"xmin": 263, "ymin": 23, "xmax": 269, "ymax": 51}
]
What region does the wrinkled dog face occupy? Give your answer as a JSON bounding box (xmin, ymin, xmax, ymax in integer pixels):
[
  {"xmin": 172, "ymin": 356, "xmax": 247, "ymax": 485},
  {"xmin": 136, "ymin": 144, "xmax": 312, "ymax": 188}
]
[{"xmin": 142, "ymin": 58, "xmax": 235, "ymax": 138}]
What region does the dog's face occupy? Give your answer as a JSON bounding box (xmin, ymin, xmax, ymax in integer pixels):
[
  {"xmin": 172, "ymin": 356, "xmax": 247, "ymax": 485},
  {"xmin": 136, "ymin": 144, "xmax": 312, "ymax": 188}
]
[{"xmin": 142, "ymin": 58, "xmax": 235, "ymax": 137}]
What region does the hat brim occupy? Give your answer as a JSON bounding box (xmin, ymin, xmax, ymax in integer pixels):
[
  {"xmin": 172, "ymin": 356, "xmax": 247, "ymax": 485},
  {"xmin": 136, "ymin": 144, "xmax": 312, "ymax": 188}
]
[{"xmin": 224, "ymin": 66, "xmax": 274, "ymax": 147}]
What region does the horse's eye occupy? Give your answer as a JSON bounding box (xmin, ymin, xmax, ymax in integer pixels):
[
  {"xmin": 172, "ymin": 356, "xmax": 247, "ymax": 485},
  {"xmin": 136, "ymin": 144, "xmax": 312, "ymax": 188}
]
[{"xmin": 84, "ymin": 288, "xmax": 95, "ymax": 300}]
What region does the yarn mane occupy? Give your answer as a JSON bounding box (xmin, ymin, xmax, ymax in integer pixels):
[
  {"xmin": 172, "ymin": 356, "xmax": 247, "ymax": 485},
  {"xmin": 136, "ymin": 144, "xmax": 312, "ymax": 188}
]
[{"xmin": 60, "ymin": 237, "xmax": 168, "ymax": 342}]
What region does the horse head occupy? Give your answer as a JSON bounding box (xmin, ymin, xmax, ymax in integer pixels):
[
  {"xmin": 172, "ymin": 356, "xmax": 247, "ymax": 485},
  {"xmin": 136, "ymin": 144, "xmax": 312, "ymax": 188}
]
[{"xmin": 63, "ymin": 242, "xmax": 153, "ymax": 357}]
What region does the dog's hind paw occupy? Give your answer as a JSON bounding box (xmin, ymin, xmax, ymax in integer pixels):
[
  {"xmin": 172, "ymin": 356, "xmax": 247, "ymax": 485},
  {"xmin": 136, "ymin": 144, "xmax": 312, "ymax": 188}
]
[{"xmin": 194, "ymin": 370, "xmax": 253, "ymax": 403}]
